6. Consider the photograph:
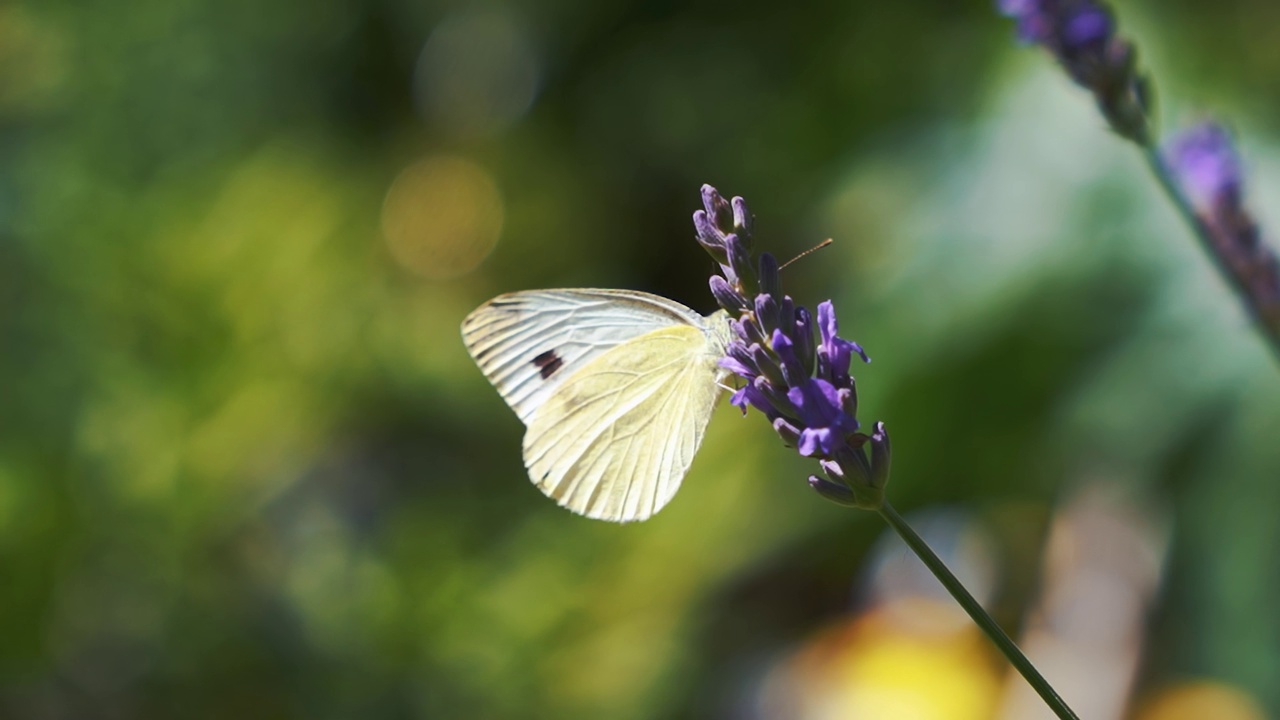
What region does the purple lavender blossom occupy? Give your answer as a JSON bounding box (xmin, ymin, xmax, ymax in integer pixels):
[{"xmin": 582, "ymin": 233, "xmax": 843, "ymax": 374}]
[
  {"xmin": 999, "ymin": 0, "xmax": 1111, "ymax": 51},
  {"xmin": 816, "ymin": 301, "xmax": 868, "ymax": 385},
  {"xmin": 998, "ymin": 0, "xmax": 1150, "ymax": 144},
  {"xmin": 1161, "ymin": 123, "xmax": 1280, "ymax": 339},
  {"xmin": 1164, "ymin": 123, "xmax": 1242, "ymax": 211},
  {"xmin": 1003, "ymin": 4, "xmax": 1280, "ymax": 356},
  {"xmin": 694, "ymin": 184, "xmax": 890, "ymax": 509},
  {"xmin": 788, "ymin": 378, "xmax": 858, "ymax": 457}
]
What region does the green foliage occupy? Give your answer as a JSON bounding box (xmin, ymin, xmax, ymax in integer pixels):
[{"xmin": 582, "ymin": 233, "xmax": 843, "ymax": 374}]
[{"xmin": 2, "ymin": 0, "xmax": 1279, "ymax": 717}]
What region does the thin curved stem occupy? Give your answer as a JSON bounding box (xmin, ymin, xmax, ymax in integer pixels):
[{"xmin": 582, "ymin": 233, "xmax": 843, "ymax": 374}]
[{"xmin": 877, "ymin": 500, "xmax": 1079, "ymax": 720}]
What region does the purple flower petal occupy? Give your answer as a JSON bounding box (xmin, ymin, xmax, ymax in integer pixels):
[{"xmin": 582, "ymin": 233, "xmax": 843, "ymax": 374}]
[
  {"xmin": 730, "ymin": 377, "xmax": 780, "ymax": 418},
  {"xmin": 787, "ymin": 378, "xmax": 859, "ymax": 457},
  {"xmin": 797, "ymin": 427, "xmax": 834, "ymax": 458},
  {"xmin": 1064, "ymin": 7, "xmax": 1110, "ymax": 47},
  {"xmin": 816, "ymin": 301, "xmax": 868, "ymax": 384},
  {"xmin": 1165, "ymin": 122, "xmax": 1242, "ymax": 210},
  {"xmin": 1000, "ymin": 0, "xmax": 1113, "ymax": 51},
  {"xmin": 719, "ymin": 355, "xmax": 756, "ymax": 379},
  {"xmin": 771, "ymin": 329, "xmax": 805, "ymax": 386}
]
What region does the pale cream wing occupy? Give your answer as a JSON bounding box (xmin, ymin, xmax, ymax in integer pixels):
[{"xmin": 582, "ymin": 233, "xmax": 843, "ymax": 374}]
[
  {"xmin": 461, "ymin": 289, "xmax": 707, "ymax": 424},
  {"xmin": 522, "ymin": 324, "xmax": 723, "ymax": 522}
]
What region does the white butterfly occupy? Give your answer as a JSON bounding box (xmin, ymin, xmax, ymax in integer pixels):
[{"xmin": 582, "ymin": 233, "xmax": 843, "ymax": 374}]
[{"xmin": 461, "ymin": 289, "xmax": 734, "ymax": 522}]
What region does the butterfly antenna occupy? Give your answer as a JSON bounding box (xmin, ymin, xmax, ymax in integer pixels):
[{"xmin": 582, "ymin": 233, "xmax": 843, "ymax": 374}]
[{"xmin": 779, "ymin": 238, "xmax": 834, "ymax": 270}]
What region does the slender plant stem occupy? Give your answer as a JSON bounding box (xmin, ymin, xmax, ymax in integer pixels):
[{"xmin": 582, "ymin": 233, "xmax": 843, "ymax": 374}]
[
  {"xmin": 877, "ymin": 500, "xmax": 1079, "ymax": 720},
  {"xmin": 1141, "ymin": 146, "xmax": 1280, "ymax": 363}
]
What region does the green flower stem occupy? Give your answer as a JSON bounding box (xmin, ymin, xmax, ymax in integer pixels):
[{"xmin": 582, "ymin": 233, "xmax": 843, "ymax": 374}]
[
  {"xmin": 1140, "ymin": 145, "xmax": 1280, "ymax": 363},
  {"xmin": 876, "ymin": 500, "xmax": 1079, "ymax": 720}
]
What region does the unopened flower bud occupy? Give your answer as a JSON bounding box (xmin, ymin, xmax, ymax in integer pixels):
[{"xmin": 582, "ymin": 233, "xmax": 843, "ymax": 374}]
[
  {"xmin": 758, "ymin": 252, "xmax": 780, "ymax": 298},
  {"xmin": 732, "ymin": 196, "xmax": 753, "ymax": 241},
  {"xmin": 755, "ymin": 293, "xmax": 780, "ymax": 336},
  {"xmin": 869, "ymin": 421, "xmax": 892, "ymax": 491},
  {"xmin": 773, "ymin": 417, "xmax": 802, "ymax": 447},
  {"xmin": 749, "ymin": 343, "xmax": 787, "ymax": 390},
  {"xmin": 724, "ymin": 234, "xmax": 755, "ymax": 292},
  {"xmin": 702, "ymin": 184, "xmax": 733, "ymax": 230},
  {"xmin": 793, "ymin": 307, "xmax": 816, "ymax": 376},
  {"xmin": 819, "ymin": 459, "xmax": 844, "ymax": 481},
  {"xmin": 733, "ymin": 316, "xmax": 768, "ymax": 347},
  {"xmin": 709, "ymin": 276, "xmax": 749, "ymax": 315},
  {"xmin": 808, "ymin": 475, "xmax": 860, "ymax": 507}
]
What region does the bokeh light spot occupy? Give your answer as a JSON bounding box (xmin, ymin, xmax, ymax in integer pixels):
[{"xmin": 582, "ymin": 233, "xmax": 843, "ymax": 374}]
[
  {"xmin": 1134, "ymin": 681, "xmax": 1267, "ymax": 720},
  {"xmin": 415, "ymin": 9, "xmax": 540, "ymax": 137},
  {"xmin": 758, "ymin": 603, "xmax": 1001, "ymax": 720},
  {"xmin": 381, "ymin": 155, "xmax": 503, "ymax": 280},
  {"xmin": 0, "ymin": 6, "xmax": 69, "ymax": 116}
]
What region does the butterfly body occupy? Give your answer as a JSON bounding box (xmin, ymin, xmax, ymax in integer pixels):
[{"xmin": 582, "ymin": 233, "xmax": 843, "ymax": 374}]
[{"xmin": 461, "ymin": 289, "xmax": 732, "ymax": 522}]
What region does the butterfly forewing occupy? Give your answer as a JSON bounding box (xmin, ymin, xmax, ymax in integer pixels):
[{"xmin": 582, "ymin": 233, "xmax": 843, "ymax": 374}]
[
  {"xmin": 461, "ymin": 289, "xmax": 708, "ymax": 424},
  {"xmin": 521, "ymin": 323, "xmax": 723, "ymax": 522}
]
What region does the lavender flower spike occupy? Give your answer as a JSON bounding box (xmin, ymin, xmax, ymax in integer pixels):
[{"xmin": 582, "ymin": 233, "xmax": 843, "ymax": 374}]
[
  {"xmin": 688, "ymin": 187, "xmax": 1078, "ymax": 717},
  {"xmin": 1004, "ymin": 1, "xmax": 1280, "ymax": 360},
  {"xmin": 694, "ymin": 184, "xmax": 890, "ymax": 509},
  {"xmin": 998, "ymin": 0, "xmax": 1151, "ymax": 144},
  {"xmin": 1163, "ymin": 123, "xmax": 1280, "ymax": 343}
]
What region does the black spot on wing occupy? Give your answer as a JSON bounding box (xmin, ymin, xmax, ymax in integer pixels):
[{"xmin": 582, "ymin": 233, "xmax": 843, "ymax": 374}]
[{"xmin": 532, "ymin": 349, "xmax": 564, "ymax": 379}]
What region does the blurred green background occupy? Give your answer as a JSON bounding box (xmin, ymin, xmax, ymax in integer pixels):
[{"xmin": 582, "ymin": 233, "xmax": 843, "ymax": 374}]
[{"xmin": 3, "ymin": 0, "xmax": 1279, "ymax": 718}]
